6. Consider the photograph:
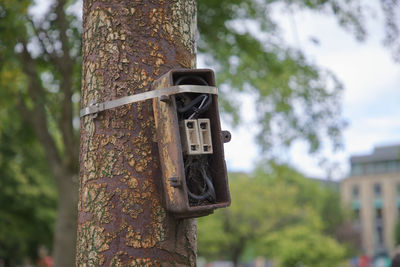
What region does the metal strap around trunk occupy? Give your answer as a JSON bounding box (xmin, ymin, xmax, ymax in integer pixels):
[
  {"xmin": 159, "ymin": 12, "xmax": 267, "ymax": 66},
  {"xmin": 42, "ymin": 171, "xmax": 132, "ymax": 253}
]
[{"xmin": 80, "ymin": 85, "xmax": 218, "ymax": 118}]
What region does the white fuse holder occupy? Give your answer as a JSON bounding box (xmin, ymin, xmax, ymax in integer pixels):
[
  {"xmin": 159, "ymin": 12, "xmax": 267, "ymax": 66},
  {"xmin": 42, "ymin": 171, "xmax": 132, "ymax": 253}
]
[
  {"xmin": 181, "ymin": 119, "xmax": 202, "ymax": 155},
  {"xmin": 198, "ymin": 118, "xmax": 213, "ymax": 154}
]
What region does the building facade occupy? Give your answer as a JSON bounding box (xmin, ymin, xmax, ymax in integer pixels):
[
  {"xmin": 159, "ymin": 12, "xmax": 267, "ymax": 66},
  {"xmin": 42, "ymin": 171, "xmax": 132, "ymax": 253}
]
[{"xmin": 341, "ymin": 145, "xmax": 400, "ymax": 257}]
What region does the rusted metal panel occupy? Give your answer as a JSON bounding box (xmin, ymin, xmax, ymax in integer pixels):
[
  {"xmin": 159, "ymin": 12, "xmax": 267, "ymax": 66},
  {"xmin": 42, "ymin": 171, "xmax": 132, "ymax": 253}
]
[{"xmin": 153, "ymin": 69, "xmax": 231, "ymax": 219}]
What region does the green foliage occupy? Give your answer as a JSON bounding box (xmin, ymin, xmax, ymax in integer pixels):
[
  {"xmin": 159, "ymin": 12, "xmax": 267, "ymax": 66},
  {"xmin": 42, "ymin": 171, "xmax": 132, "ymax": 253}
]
[
  {"xmin": 0, "ymin": 0, "xmax": 82, "ymax": 144},
  {"xmin": 197, "ymin": 0, "xmax": 365, "ymax": 153},
  {"xmin": 0, "ymin": 107, "xmax": 57, "ymax": 263},
  {"xmin": 265, "ymin": 225, "xmax": 346, "ymax": 267},
  {"xmin": 379, "ymin": 0, "xmax": 400, "ymax": 62},
  {"xmin": 395, "ymin": 220, "xmax": 400, "ymax": 246},
  {"xmin": 0, "ymin": 0, "xmax": 30, "ymax": 56},
  {"xmin": 198, "ymin": 164, "xmax": 348, "ymax": 265},
  {"xmin": 255, "ymin": 162, "xmax": 345, "ymax": 234},
  {"xmin": 320, "ymin": 187, "xmax": 345, "ymax": 235},
  {"xmin": 0, "ymin": 0, "xmax": 81, "ymax": 261},
  {"xmin": 0, "ymin": 13, "xmax": 59, "ymax": 261}
]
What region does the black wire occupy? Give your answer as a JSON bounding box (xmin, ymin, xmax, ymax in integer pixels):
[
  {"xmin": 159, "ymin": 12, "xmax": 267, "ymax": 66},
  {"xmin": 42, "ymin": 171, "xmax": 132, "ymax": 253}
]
[
  {"xmin": 175, "ymin": 75, "xmax": 216, "ymax": 203},
  {"xmin": 177, "ymin": 94, "xmax": 212, "ymax": 117},
  {"xmin": 185, "ymin": 157, "xmax": 216, "ymax": 202},
  {"xmin": 177, "ymin": 94, "xmax": 207, "ymax": 113},
  {"xmin": 175, "ymin": 75, "xmax": 212, "ymax": 119}
]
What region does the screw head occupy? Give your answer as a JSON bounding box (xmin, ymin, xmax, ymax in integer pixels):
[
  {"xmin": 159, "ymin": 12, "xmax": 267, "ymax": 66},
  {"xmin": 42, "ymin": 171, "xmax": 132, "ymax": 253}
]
[{"xmin": 221, "ymin": 130, "xmax": 231, "ymax": 143}]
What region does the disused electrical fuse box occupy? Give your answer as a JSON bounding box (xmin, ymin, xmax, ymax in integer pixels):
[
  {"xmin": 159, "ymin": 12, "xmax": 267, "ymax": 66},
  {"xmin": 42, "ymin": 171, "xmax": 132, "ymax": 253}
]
[{"xmin": 152, "ymin": 69, "xmax": 231, "ymax": 219}]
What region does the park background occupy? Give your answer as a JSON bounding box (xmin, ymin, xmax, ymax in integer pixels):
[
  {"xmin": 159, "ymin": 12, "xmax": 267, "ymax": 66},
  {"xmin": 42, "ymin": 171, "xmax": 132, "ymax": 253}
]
[{"xmin": 1, "ymin": 0, "xmax": 400, "ymax": 266}]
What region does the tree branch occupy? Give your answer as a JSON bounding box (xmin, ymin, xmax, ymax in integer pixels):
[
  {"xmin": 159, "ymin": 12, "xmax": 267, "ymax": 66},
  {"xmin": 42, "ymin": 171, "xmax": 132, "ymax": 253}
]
[
  {"xmin": 53, "ymin": 0, "xmax": 79, "ymax": 172},
  {"xmin": 55, "ymin": 0, "xmax": 72, "ymax": 66},
  {"xmin": 27, "ymin": 1, "xmax": 78, "ymax": 170},
  {"xmin": 18, "ymin": 44, "xmax": 64, "ymax": 178}
]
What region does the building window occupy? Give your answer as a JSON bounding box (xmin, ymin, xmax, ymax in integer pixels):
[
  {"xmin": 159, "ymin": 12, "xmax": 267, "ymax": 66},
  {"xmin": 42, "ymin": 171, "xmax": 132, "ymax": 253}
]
[
  {"xmin": 354, "ymin": 207, "xmax": 360, "ymax": 221},
  {"xmin": 352, "ymin": 185, "xmax": 359, "ymax": 199},
  {"xmin": 366, "ymin": 163, "xmax": 375, "ymax": 174},
  {"xmin": 374, "ymin": 183, "xmax": 382, "ymax": 197},
  {"xmin": 376, "ymin": 225, "xmax": 384, "ymax": 245},
  {"xmin": 397, "ymin": 187, "xmax": 400, "ymax": 218},
  {"xmin": 375, "ymin": 162, "xmax": 387, "ymax": 173},
  {"xmin": 375, "ymin": 207, "xmax": 383, "ymax": 220},
  {"xmin": 387, "ymin": 160, "xmax": 400, "ymax": 172},
  {"xmin": 351, "ymin": 163, "xmax": 363, "ymax": 176}
]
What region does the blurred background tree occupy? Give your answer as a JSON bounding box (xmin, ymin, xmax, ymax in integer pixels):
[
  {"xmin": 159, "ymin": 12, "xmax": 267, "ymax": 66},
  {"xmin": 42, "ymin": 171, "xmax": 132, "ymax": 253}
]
[
  {"xmin": 0, "ymin": 0, "xmax": 391, "ymax": 266},
  {"xmin": 395, "ymin": 220, "xmax": 400, "ymax": 246},
  {"xmin": 0, "ymin": 0, "xmax": 81, "ymax": 265},
  {"xmin": 197, "ymin": 164, "xmax": 354, "ymax": 266},
  {"xmin": 0, "ymin": 102, "xmax": 56, "ymax": 265},
  {"xmin": 197, "ymin": 0, "xmax": 355, "ymax": 153}
]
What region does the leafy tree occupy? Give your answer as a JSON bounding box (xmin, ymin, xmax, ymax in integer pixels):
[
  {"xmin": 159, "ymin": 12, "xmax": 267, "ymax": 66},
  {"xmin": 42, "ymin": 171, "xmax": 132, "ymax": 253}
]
[
  {"xmin": 395, "ymin": 219, "xmax": 400, "ymax": 246},
  {"xmin": 377, "ymin": 0, "xmax": 400, "ymax": 62},
  {"xmin": 264, "ymin": 225, "xmax": 346, "ymax": 267},
  {"xmin": 320, "ymin": 186, "xmax": 346, "ymax": 235},
  {"xmin": 0, "ymin": 0, "xmax": 80, "ymax": 265},
  {"xmin": 256, "ymin": 162, "xmax": 346, "ymax": 235},
  {"xmin": 197, "ymin": 165, "xmax": 348, "ymax": 266},
  {"xmin": 197, "ymin": 0, "xmax": 362, "ymax": 152},
  {"xmin": 0, "ymin": 105, "xmax": 57, "ymax": 265}
]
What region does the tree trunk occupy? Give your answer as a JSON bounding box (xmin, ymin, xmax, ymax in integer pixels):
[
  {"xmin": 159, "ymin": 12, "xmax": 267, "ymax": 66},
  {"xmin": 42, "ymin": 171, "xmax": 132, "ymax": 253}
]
[
  {"xmin": 232, "ymin": 248, "xmax": 242, "ymax": 267},
  {"xmin": 53, "ymin": 171, "xmax": 78, "ymax": 267},
  {"xmin": 77, "ymin": 0, "xmax": 197, "ymax": 266},
  {"xmin": 18, "ymin": 43, "xmax": 79, "ymax": 267},
  {"xmin": 230, "ymin": 241, "xmax": 245, "ymax": 267}
]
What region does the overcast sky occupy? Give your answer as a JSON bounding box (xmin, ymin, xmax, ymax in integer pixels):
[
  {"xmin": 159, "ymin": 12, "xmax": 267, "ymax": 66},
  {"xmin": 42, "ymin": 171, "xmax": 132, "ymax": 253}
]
[{"xmin": 219, "ymin": 3, "xmax": 400, "ymax": 180}]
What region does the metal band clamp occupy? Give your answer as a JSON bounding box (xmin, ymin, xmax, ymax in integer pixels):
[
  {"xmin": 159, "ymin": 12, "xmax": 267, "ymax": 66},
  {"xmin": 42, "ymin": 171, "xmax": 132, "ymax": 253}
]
[{"xmin": 80, "ymin": 85, "xmax": 218, "ymax": 118}]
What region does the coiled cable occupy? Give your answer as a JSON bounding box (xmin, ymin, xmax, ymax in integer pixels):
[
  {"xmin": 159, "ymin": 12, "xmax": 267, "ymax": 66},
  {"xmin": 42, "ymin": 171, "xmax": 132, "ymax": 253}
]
[
  {"xmin": 184, "ymin": 157, "xmax": 216, "ymax": 202},
  {"xmin": 175, "ymin": 75, "xmax": 216, "ymax": 203},
  {"xmin": 175, "ymin": 76, "xmax": 212, "ymax": 119}
]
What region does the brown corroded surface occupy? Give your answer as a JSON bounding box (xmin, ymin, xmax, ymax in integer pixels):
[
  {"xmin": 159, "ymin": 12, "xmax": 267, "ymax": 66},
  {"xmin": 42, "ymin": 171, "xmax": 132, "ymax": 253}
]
[
  {"xmin": 78, "ymin": 1, "xmax": 197, "ymax": 266},
  {"xmin": 152, "ymin": 69, "xmax": 231, "ymax": 219}
]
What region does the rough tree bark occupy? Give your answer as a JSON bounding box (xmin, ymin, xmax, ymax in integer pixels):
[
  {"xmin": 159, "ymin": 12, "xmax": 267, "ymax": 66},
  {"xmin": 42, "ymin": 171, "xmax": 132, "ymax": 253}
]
[{"xmin": 77, "ymin": 0, "xmax": 198, "ymax": 266}]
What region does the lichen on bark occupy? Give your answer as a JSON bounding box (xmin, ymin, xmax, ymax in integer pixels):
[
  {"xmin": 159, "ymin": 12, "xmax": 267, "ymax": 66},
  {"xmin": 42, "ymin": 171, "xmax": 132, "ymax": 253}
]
[
  {"xmin": 76, "ymin": 222, "xmax": 112, "ymax": 266},
  {"xmin": 109, "ymin": 252, "xmax": 161, "ymax": 267},
  {"xmin": 78, "ymin": 0, "xmax": 197, "ymax": 266}
]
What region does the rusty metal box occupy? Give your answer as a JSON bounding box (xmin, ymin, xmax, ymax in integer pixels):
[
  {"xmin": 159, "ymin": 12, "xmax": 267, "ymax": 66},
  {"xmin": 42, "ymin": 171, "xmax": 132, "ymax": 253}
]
[{"xmin": 152, "ymin": 69, "xmax": 231, "ymax": 219}]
